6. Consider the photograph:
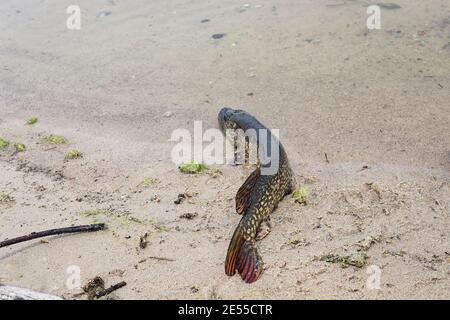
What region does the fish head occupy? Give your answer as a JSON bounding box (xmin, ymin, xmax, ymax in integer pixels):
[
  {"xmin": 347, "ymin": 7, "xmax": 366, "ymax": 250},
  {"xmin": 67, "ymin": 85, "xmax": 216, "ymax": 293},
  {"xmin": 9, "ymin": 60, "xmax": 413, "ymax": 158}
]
[{"xmin": 218, "ymin": 107, "xmax": 248, "ymax": 131}]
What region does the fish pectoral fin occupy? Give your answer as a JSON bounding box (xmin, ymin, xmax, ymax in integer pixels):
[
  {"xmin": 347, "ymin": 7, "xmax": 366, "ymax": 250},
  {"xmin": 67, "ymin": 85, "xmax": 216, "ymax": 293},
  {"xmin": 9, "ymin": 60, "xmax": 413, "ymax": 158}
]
[
  {"xmin": 256, "ymin": 218, "xmax": 271, "ymax": 241},
  {"xmin": 235, "ymin": 167, "xmax": 261, "ymax": 214}
]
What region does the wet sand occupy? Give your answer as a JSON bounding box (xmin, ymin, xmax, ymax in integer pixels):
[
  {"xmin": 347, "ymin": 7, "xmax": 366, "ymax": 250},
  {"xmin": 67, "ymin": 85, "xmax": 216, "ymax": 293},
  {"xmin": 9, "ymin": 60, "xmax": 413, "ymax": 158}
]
[{"xmin": 0, "ymin": 0, "xmax": 449, "ymax": 299}]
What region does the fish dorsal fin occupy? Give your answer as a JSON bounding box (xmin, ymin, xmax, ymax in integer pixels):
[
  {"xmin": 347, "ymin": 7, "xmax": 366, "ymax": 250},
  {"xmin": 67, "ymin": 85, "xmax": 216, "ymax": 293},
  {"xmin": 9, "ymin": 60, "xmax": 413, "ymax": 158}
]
[{"xmin": 235, "ymin": 167, "xmax": 261, "ymax": 214}]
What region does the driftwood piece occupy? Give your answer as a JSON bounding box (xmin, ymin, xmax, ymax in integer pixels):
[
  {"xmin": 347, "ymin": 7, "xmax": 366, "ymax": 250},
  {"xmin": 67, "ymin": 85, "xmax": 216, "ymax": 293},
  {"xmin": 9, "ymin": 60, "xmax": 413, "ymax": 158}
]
[
  {"xmin": 0, "ymin": 223, "xmax": 106, "ymax": 248},
  {"xmin": 0, "ymin": 285, "xmax": 63, "ymax": 300}
]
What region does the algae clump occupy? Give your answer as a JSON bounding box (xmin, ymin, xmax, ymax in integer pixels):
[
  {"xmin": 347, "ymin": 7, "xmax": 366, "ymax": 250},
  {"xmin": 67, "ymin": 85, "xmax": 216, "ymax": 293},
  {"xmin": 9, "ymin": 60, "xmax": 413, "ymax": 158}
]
[
  {"xmin": 0, "ymin": 138, "xmax": 9, "ymax": 150},
  {"xmin": 26, "ymin": 116, "xmax": 38, "ymax": 125},
  {"xmin": 141, "ymin": 178, "xmax": 159, "ymax": 187},
  {"xmin": 179, "ymin": 161, "xmax": 209, "ymax": 174},
  {"xmin": 65, "ymin": 150, "xmax": 83, "ymax": 160},
  {"xmin": 292, "ymin": 187, "xmax": 310, "ymax": 205},
  {"xmin": 14, "ymin": 143, "xmax": 26, "ymax": 152},
  {"xmin": 82, "ymin": 209, "xmax": 105, "ymax": 217},
  {"xmin": 0, "ymin": 193, "xmax": 15, "ymax": 204},
  {"xmin": 320, "ymin": 252, "xmax": 368, "ymax": 268},
  {"xmin": 41, "ymin": 134, "xmax": 68, "ymax": 145}
]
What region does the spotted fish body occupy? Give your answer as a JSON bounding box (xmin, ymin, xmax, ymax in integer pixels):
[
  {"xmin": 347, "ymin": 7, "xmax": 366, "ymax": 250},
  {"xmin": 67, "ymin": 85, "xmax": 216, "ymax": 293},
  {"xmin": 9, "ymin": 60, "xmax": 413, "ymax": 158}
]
[{"xmin": 218, "ymin": 107, "xmax": 295, "ymax": 283}]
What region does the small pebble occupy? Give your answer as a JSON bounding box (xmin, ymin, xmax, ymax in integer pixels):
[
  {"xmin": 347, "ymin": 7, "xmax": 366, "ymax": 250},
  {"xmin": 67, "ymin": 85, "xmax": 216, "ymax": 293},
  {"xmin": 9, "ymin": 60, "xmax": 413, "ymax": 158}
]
[
  {"xmin": 212, "ymin": 33, "xmax": 226, "ymax": 40},
  {"xmin": 174, "ymin": 193, "xmax": 186, "ymax": 205},
  {"xmin": 180, "ymin": 212, "xmax": 198, "ymax": 220},
  {"xmin": 237, "ymin": 4, "xmax": 250, "ymax": 13},
  {"xmin": 97, "ymin": 11, "xmax": 112, "ymax": 18}
]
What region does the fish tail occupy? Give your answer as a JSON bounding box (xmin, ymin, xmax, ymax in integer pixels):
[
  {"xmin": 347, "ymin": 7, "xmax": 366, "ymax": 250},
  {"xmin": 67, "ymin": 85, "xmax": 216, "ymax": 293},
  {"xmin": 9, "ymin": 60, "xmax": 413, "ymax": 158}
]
[{"xmin": 225, "ymin": 223, "xmax": 263, "ymax": 283}]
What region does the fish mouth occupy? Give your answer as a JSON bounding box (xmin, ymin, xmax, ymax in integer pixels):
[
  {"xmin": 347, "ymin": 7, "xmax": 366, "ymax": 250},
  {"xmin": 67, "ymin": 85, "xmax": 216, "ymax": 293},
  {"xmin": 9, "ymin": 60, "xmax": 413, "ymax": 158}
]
[{"xmin": 218, "ymin": 107, "xmax": 246, "ymax": 130}]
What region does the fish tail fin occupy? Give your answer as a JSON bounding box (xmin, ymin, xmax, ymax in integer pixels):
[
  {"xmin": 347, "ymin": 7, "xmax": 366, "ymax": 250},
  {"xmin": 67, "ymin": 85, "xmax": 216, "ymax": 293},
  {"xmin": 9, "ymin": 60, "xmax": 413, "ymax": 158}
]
[{"xmin": 225, "ymin": 224, "xmax": 263, "ymax": 283}]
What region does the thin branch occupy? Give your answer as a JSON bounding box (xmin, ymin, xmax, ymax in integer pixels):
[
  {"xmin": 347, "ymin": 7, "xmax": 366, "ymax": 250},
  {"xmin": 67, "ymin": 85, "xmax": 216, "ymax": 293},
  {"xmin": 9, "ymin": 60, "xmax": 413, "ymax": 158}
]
[
  {"xmin": 95, "ymin": 281, "xmax": 127, "ymax": 298},
  {"xmin": 139, "ymin": 256, "xmax": 175, "ymax": 263},
  {"xmin": 0, "ymin": 224, "xmax": 106, "ymax": 248},
  {"xmin": 148, "ymin": 256, "xmax": 175, "ymax": 261}
]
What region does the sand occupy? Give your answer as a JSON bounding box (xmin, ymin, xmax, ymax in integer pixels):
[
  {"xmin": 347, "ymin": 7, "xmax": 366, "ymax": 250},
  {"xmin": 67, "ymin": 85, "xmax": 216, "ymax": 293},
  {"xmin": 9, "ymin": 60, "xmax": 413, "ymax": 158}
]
[{"xmin": 0, "ymin": 0, "xmax": 449, "ymax": 299}]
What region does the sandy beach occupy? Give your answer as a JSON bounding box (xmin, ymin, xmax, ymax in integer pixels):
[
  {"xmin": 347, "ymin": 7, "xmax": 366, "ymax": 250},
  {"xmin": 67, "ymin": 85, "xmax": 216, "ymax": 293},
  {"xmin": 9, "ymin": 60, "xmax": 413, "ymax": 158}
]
[{"xmin": 0, "ymin": 0, "xmax": 449, "ymax": 299}]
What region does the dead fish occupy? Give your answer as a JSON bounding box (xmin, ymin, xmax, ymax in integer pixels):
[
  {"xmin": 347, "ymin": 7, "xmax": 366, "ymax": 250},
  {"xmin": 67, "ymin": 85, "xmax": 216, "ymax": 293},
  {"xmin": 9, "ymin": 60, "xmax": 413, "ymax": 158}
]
[{"xmin": 218, "ymin": 107, "xmax": 296, "ymax": 283}]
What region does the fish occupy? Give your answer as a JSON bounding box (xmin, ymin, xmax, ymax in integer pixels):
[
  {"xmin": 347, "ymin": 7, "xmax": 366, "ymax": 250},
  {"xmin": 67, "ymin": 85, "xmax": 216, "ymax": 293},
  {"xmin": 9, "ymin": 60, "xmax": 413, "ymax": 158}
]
[{"xmin": 218, "ymin": 107, "xmax": 296, "ymax": 283}]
